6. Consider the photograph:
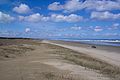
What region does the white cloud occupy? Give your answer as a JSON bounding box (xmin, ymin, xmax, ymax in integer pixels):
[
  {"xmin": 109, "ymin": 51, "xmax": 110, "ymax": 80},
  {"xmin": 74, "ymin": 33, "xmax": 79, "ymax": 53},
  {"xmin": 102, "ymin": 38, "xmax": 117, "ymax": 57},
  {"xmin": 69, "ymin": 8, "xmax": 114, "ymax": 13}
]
[
  {"xmin": 18, "ymin": 13, "xmax": 83, "ymax": 23},
  {"xmin": 24, "ymin": 13, "xmax": 43, "ymax": 22},
  {"xmin": 48, "ymin": 2, "xmax": 63, "ymax": 10},
  {"xmin": 48, "ymin": 0, "xmax": 120, "ymax": 12},
  {"xmin": 41, "ymin": 16, "xmax": 50, "ymax": 21},
  {"xmin": 18, "ymin": 16, "xmax": 25, "ymax": 21},
  {"xmin": 48, "ymin": 0, "xmax": 81, "ymax": 12},
  {"xmin": 91, "ymin": 11, "xmax": 120, "ymax": 20},
  {"xmin": 84, "ymin": 0, "xmax": 120, "ymax": 11},
  {"xmin": 64, "ymin": 33, "xmax": 81, "ymax": 37},
  {"xmin": 25, "ymin": 28, "xmax": 30, "ymax": 33},
  {"xmin": 48, "ymin": 0, "xmax": 82, "ymax": 12},
  {"xmin": 18, "ymin": 13, "xmax": 49, "ymax": 22},
  {"xmin": 113, "ymin": 23, "xmax": 119, "ymax": 27},
  {"xmin": 94, "ymin": 26, "xmax": 103, "ymax": 32},
  {"xmin": 63, "ymin": 0, "xmax": 82, "ymax": 12},
  {"xmin": 51, "ymin": 14, "xmax": 83, "ymax": 22},
  {"xmin": 13, "ymin": 4, "xmax": 30, "ymax": 14},
  {"xmin": 0, "ymin": 11, "xmax": 15, "ymax": 23},
  {"xmin": 71, "ymin": 26, "xmax": 81, "ymax": 30},
  {"xmin": 108, "ymin": 23, "xmax": 120, "ymax": 30}
]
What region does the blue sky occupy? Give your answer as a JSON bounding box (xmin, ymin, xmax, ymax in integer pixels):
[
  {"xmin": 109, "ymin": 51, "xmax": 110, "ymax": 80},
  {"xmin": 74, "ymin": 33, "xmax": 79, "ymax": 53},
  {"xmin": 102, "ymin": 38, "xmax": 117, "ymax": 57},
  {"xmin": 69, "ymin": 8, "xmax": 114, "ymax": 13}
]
[{"xmin": 0, "ymin": 0, "xmax": 120, "ymax": 39}]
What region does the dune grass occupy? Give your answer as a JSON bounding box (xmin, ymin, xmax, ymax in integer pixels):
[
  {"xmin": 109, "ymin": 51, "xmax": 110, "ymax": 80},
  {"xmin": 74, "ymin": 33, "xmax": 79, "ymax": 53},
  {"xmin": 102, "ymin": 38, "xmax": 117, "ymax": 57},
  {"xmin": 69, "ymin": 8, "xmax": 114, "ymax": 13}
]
[
  {"xmin": 0, "ymin": 39, "xmax": 37, "ymax": 59},
  {"xmin": 45, "ymin": 43, "xmax": 120, "ymax": 79},
  {"xmin": 0, "ymin": 39, "xmax": 42, "ymax": 46},
  {"xmin": 37, "ymin": 71, "xmax": 81, "ymax": 80},
  {"xmin": 0, "ymin": 45, "xmax": 34, "ymax": 59}
]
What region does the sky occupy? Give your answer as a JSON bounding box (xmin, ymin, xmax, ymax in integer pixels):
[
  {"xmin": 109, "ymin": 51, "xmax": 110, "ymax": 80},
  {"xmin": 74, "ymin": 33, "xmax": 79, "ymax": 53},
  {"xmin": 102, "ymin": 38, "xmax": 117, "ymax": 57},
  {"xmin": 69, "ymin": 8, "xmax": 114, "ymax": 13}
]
[{"xmin": 0, "ymin": 0, "xmax": 120, "ymax": 39}]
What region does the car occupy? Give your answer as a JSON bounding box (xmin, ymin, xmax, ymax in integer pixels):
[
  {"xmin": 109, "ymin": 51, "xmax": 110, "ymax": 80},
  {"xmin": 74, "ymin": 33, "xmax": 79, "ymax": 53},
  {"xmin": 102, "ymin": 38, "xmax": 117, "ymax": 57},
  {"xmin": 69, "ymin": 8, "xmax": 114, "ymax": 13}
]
[{"xmin": 91, "ymin": 45, "xmax": 96, "ymax": 48}]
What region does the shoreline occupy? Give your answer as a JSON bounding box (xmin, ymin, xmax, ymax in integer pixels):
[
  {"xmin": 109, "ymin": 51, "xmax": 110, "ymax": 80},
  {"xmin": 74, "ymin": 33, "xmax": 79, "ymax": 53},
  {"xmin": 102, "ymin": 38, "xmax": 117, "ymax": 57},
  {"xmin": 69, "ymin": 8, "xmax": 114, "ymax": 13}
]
[
  {"xmin": 45, "ymin": 40, "xmax": 120, "ymax": 53},
  {"xmin": 43, "ymin": 40, "xmax": 120, "ymax": 67}
]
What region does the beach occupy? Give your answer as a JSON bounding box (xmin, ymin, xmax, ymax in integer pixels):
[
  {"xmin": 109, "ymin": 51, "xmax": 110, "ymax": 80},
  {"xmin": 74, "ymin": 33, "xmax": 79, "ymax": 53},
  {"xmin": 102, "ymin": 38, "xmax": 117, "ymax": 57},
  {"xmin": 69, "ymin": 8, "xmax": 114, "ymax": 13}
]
[
  {"xmin": 43, "ymin": 40, "xmax": 120, "ymax": 67},
  {"xmin": 0, "ymin": 39, "xmax": 120, "ymax": 80}
]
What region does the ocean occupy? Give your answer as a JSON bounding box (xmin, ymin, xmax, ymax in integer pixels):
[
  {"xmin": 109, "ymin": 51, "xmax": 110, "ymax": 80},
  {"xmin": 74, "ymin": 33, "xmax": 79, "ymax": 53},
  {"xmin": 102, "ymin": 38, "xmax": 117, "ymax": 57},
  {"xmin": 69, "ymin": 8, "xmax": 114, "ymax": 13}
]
[{"xmin": 49, "ymin": 38, "xmax": 120, "ymax": 47}]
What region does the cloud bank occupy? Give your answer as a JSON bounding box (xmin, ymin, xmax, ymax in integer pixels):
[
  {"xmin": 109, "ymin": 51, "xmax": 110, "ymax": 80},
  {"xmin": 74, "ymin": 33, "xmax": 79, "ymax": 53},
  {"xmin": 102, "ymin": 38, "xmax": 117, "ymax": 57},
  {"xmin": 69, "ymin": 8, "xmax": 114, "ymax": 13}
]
[
  {"xmin": 91, "ymin": 11, "xmax": 120, "ymax": 20},
  {"xmin": 48, "ymin": 0, "xmax": 120, "ymax": 12},
  {"xmin": 18, "ymin": 13, "xmax": 83, "ymax": 23}
]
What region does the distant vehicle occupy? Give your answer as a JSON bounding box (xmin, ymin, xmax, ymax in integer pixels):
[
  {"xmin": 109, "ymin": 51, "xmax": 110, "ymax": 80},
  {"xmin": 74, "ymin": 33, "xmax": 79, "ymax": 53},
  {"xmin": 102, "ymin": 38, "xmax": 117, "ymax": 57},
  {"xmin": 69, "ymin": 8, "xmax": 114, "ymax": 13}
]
[{"xmin": 91, "ymin": 45, "xmax": 96, "ymax": 48}]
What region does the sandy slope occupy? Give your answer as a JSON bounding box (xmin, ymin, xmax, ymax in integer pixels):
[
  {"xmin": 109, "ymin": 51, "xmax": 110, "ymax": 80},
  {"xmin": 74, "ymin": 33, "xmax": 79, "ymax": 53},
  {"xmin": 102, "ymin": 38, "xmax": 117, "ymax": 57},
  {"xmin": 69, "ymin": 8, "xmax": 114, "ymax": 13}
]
[
  {"xmin": 42, "ymin": 40, "xmax": 120, "ymax": 67},
  {"xmin": 0, "ymin": 42, "xmax": 111, "ymax": 80}
]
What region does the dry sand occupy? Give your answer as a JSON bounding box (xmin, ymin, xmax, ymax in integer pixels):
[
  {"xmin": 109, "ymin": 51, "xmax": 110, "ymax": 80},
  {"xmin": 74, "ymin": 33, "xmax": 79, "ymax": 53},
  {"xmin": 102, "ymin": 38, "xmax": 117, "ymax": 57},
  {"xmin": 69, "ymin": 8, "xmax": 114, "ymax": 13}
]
[
  {"xmin": 42, "ymin": 40, "xmax": 120, "ymax": 67},
  {"xmin": 0, "ymin": 39, "xmax": 119, "ymax": 80}
]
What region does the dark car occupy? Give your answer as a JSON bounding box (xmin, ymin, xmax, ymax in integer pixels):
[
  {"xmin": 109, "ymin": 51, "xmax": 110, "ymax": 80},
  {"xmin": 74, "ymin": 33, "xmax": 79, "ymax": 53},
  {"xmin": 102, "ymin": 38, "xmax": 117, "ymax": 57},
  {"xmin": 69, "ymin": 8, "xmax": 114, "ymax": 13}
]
[{"xmin": 91, "ymin": 45, "xmax": 96, "ymax": 48}]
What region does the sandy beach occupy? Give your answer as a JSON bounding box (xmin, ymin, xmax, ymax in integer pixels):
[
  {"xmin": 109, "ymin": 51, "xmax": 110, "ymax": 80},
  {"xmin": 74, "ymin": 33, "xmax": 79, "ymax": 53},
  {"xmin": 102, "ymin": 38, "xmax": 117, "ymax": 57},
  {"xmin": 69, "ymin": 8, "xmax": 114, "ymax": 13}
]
[
  {"xmin": 0, "ymin": 39, "xmax": 120, "ymax": 80},
  {"xmin": 43, "ymin": 40, "xmax": 120, "ymax": 67}
]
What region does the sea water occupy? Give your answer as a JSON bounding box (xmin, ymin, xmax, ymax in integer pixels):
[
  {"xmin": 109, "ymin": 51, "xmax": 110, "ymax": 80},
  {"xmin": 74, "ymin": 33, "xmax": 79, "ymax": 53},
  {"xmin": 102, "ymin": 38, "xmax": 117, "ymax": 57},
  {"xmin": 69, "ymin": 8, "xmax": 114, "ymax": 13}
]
[
  {"xmin": 79, "ymin": 41, "xmax": 120, "ymax": 47},
  {"xmin": 50, "ymin": 38, "xmax": 120, "ymax": 47}
]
